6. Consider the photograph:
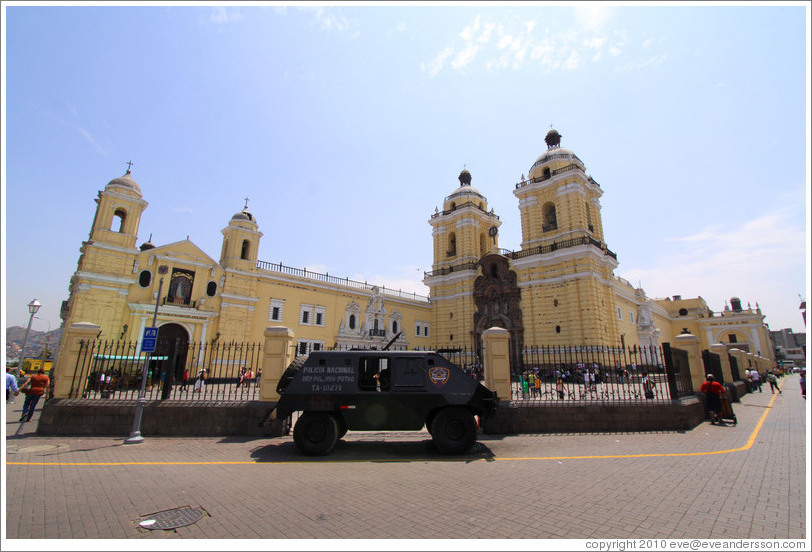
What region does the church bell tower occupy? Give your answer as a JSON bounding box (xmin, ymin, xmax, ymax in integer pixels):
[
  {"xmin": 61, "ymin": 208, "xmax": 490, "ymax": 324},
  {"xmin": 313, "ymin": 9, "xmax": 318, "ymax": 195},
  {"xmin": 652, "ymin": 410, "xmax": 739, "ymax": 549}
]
[{"xmin": 424, "ymin": 170, "xmax": 501, "ymax": 348}]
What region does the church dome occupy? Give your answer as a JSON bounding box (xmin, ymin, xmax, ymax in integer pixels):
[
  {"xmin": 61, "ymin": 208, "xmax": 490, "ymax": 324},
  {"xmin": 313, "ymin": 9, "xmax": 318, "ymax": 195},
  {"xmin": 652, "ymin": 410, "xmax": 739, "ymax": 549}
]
[
  {"xmin": 528, "ymin": 130, "xmax": 585, "ymax": 180},
  {"xmin": 106, "ymin": 170, "xmax": 141, "ymax": 195},
  {"xmin": 139, "ymin": 239, "xmax": 156, "ymax": 251},
  {"xmin": 447, "ymin": 169, "xmax": 485, "ymax": 201},
  {"xmin": 231, "ymin": 207, "xmax": 255, "ymax": 223}
]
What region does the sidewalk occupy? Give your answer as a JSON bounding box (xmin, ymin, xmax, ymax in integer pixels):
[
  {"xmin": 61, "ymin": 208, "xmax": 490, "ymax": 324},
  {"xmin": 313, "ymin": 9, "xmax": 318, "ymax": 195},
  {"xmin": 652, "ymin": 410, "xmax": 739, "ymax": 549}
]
[{"xmin": 3, "ymin": 375, "xmax": 809, "ymax": 542}]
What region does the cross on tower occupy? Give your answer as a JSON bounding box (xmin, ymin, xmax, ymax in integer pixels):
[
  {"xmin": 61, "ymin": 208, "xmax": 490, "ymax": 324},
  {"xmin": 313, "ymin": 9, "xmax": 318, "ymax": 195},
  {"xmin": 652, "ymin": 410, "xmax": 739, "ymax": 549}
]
[
  {"xmin": 125, "ymin": 160, "xmax": 134, "ymax": 172},
  {"xmin": 244, "ymin": 197, "xmax": 250, "ymax": 209}
]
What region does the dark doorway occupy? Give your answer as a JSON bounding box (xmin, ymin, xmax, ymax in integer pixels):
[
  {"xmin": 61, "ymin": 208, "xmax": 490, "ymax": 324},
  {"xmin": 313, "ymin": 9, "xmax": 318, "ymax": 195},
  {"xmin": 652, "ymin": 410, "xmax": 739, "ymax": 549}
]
[{"xmin": 156, "ymin": 323, "xmax": 190, "ymax": 398}]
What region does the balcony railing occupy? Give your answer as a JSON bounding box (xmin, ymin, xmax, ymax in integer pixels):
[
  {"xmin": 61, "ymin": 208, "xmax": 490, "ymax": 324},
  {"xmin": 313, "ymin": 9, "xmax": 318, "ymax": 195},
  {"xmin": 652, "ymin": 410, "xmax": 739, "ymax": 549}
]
[
  {"xmin": 162, "ymin": 297, "xmax": 196, "ymax": 308},
  {"xmin": 503, "ymin": 235, "xmax": 617, "ymax": 261},
  {"xmin": 257, "ymin": 260, "xmax": 431, "ymax": 303},
  {"xmin": 424, "ymin": 261, "xmax": 480, "ymax": 278}
]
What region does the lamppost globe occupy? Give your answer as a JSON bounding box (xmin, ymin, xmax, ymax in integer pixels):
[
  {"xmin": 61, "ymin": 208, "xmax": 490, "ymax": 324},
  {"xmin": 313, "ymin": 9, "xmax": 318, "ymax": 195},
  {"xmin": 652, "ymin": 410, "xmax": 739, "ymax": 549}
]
[{"xmin": 18, "ymin": 299, "xmax": 41, "ymax": 376}]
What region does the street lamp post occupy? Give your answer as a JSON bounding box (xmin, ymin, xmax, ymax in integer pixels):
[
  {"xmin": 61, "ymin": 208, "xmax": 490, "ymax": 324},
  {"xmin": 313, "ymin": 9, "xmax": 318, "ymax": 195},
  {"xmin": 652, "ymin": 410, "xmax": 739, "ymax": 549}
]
[
  {"xmin": 125, "ymin": 265, "xmax": 168, "ymax": 444},
  {"xmin": 16, "ymin": 299, "xmax": 41, "ymax": 376}
]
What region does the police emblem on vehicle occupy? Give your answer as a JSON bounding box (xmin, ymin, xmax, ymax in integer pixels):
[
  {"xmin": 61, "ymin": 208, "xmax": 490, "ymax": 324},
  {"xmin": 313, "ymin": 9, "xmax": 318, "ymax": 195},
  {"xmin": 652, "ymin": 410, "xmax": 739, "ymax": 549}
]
[{"xmin": 429, "ymin": 366, "xmax": 450, "ymax": 385}]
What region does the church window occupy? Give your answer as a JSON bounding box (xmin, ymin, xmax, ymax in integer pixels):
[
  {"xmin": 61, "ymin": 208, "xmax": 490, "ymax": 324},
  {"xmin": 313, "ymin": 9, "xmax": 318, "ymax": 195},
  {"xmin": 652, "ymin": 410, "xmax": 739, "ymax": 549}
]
[
  {"xmin": 349, "ymin": 314, "xmax": 356, "ymax": 329},
  {"xmin": 728, "ymin": 334, "xmax": 738, "ymax": 344},
  {"xmin": 586, "ymin": 200, "xmax": 594, "ymax": 232},
  {"xmin": 240, "ymin": 239, "xmax": 250, "ymax": 260},
  {"xmin": 490, "ymin": 263, "xmax": 498, "ymax": 279},
  {"xmin": 679, "ymin": 308, "xmax": 688, "ymax": 316},
  {"xmin": 316, "ymin": 312, "xmax": 323, "ymax": 326},
  {"xmin": 269, "ymin": 299, "xmax": 285, "ymax": 321},
  {"xmin": 112, "ymin": 209, "xmax": 127, "ymax": 232},
  {"xmin": 415, "ymin": 324, "xmax": 420, "ymax": 336},
  {"xmin": 543, "ymin": 167, "xmax": 551, "ymax": 178},
  {"xmin": 302, "ymin": 311, "xmax": 309, "ymax": 324},
  {"xmin": 556, "ymin": 325, "xmax": 561, "ymax": 333},
  {"xmin": 392, "ymin": 320, "xmax": 398, "ymax": 334},
  {"xmin": 206, "ymin": 281, "xmax": 217, "ymax": 297},
  {"xmin": 629, "ymin": 312, "xmax": 634, "ymax": 324},
  {"xmin": 617, "ymin": 307, "xmax": 623, "ymax": 320},
  {"xmin": 447, "ymin": 232, "xmax": 457, "ymax": 257},
  {"xmin": 542, "ymin": 203, "xmax": 557, "ymax": 232},
  {"xmin": 138, "ymin": 270, "xmax": 152, "ymax": 288}
]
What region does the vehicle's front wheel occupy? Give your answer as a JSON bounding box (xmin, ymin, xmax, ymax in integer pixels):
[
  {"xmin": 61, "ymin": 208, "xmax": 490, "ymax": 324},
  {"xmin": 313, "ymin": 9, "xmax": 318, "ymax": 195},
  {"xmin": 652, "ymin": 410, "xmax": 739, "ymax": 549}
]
[
  {"xmin": 293, "ymin": 412, "xmax": 339, "ymax": 455},
  {"xmin": 430, "ymin": 407, "xmax": 477, "ymax": 454}
]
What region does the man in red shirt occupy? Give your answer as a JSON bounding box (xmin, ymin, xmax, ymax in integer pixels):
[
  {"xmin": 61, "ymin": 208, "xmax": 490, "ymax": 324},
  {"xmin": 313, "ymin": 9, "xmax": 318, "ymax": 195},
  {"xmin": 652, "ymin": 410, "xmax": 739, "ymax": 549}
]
[
  {"xmin": 19, "ymin": 366, "xmax": 50, "ymax": 423},
  {"xmin": 700, "ymin": 374, "xmax": 726, "ymax": 425}
]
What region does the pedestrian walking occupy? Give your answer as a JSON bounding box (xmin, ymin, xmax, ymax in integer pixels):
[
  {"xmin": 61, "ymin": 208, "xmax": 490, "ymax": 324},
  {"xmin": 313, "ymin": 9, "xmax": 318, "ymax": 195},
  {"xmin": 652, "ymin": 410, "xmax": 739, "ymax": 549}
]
[
  {"xmin": 556, "ymin": 377, "xmax": 565, "ymax": 400},
  {"xmin": 800, "ymin": 370, "xmax": 806, "ymax": 400},
  {"xmin": 194, "ymin": 368, "xmax": 207, "ymax": 392},
  {"xmin": 18, "ymin": 366, "xmax": 50, "ymax": 422},
  {"xmin": 180, "ymin": 368, "xmax": 189, "ymax": 392},
  {"xmin": 700, "ymin": 374, "xmax": 726, "ymax": 425},
  {"xmin": 766, "ymin": 370, "xmax": 782, "ymax": 394},
  {"xmin": 6, "ymin": 367, "xmax": 20, "ymax": 402},
  {"xmin": 751, "ymin": 369, "xmax": 762, "ymax": 392}
]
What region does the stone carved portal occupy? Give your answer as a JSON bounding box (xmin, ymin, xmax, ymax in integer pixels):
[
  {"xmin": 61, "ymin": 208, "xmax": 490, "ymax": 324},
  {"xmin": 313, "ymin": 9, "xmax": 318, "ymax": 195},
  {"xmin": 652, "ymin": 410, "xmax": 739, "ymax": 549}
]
[{"xmin": 473, "ymin": 254, "xmax": 524, "ymax": 367}]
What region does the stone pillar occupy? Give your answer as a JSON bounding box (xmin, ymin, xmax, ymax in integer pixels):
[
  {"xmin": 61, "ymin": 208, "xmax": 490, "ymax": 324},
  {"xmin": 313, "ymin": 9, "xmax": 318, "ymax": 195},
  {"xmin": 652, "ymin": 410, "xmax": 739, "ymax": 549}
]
[
  {"xmin": 259, "ymin": 326, "xmax": 296, "ymax": 403},
  {"xmin": 674, "ymin": 333, "xmax": 704, "ymax": 392},
  {"xmin": 709, "ymin": 343, "xmax": 734, "ymax": 383},
  {"xmin": 482, "ymin": 326, "xmax": 511, "ymax": 401},
  {"xmin": 52, "ymin": 322, "xmax": 100, "ymax": 399}
]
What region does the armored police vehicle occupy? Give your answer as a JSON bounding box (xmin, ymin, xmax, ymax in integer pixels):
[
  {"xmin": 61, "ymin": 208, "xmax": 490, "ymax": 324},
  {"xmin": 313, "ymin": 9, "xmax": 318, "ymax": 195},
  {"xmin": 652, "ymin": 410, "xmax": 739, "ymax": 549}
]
[{"xmin": 274, "ymin": 350, "xmax": 499, "ymax": 455}]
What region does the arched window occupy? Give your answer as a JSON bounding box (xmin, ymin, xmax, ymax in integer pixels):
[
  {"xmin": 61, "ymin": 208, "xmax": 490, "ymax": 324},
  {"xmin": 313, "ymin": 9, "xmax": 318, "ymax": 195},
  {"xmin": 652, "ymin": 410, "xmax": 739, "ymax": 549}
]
[
  {"xmin": 392, "ymin": 320, "xmax": 398, "ymax": 334},
  {"xmin": 586, "ymin": 200, "xmax": 594, "ymax": 232},
  {"xmin": 240, "ymin": 239, "xmax": 250, "ymax": 260},
  {"xmin": 490, "ymin": 263, "xmax": 498, "ymax": 279},
  {"xmin": 543, "ymin": 167, "xmax": 551, "ymax": 178},
  {"xmin": 349, "ymin": 314, "xmax": 356, "ymax": 330},
  {"xmin": 206, "ymin": 281, "xmax": 217, "ymax": 297},
  {"xmin": 138, "ymin": 270, "xmax": 152, "ymax": 287},
  {"xmin": 112, "ymin": 209, "xmax": 127, "ymax": 232},
  {"xmin": 447, "ymin": 232, "xmax": 457, "ymax": 257},
  {"xmin": 542, "ymin": 202, "xmax": 557, "ymax": 232}
]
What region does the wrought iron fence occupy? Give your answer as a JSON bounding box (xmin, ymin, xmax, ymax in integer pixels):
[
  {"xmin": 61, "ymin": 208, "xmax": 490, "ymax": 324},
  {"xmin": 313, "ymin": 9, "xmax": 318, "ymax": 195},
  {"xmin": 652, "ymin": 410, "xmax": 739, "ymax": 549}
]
[
  {"xmin": 507, "ymin": 344, "xmax": 674, "ymax": 404},
  {"xmin": 70, "ymin": 338, "xmax": 263, "ymax": 401},
  {"xmin": 70, "ymin": 337, "xmax": 693, "ymax": 405}
]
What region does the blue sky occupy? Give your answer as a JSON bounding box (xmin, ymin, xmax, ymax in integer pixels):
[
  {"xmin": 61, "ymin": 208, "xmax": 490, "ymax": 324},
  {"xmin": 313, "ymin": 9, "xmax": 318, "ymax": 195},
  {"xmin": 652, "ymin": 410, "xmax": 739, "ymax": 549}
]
[{"xmin": 2, "ymin": 2, "xmax": 809, "ymax": 337}]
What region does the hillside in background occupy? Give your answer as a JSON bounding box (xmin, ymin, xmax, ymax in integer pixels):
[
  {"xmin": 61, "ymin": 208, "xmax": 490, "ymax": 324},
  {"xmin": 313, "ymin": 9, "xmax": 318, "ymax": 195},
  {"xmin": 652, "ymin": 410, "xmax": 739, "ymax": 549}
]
[{"xmin": 5, "ymin": 326, "xmax": 61, "ymax": 364}]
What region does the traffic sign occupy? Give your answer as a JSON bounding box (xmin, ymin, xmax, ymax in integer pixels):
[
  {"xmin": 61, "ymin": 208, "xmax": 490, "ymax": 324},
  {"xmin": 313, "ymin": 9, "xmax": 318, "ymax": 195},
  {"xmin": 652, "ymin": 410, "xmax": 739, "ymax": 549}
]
[{"xmin": 142, "ymin": 327, "xmax": 158, "ymax": 353}]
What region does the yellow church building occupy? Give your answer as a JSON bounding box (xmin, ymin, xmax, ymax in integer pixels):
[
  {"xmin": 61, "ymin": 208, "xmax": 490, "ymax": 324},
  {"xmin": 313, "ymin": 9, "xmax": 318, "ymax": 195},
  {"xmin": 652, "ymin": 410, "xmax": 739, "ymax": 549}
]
[{"xmin": 58, "ymin": 129, "xmax": 775, "ymax": 377}]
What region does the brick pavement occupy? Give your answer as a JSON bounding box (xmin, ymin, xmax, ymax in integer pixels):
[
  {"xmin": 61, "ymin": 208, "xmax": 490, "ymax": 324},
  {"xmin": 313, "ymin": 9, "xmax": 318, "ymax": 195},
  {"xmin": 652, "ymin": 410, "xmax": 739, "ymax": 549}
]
[{"xmin": 3, "ymin": 374, "xmax": 809, "ymax": 542}]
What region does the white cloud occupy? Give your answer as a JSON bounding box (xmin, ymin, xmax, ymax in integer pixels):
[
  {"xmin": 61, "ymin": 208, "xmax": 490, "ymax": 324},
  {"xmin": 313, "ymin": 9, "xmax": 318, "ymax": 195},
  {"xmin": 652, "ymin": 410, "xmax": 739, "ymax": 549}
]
[
  {"xmin": 422, "ymin": 46, "xmax": 453, "ymax": 77},
  {"xmin": 209, "ymin": 7, "xmax": 243, "ymax": 25},
  {"xmin": 452, "ymin": 44, "xmax": 481, "ymax": 71},
  {"xmin": 620, "ymin": 210, "xmax": 806, "ymax": 325},
  {"xmin": 423, "ymin": 12, "xmax": 665, "ymax": 77},
  {"xmin": 574, "ymin": 4, "xmax": 612, "ymax": 31}
]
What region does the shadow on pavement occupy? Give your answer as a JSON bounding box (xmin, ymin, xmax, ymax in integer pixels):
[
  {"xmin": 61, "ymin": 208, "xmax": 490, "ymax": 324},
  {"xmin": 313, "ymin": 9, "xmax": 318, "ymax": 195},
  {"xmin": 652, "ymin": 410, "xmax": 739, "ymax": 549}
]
[{"xmin": 249, "ymin": 436, "xmax": 496, "ymax": 463}]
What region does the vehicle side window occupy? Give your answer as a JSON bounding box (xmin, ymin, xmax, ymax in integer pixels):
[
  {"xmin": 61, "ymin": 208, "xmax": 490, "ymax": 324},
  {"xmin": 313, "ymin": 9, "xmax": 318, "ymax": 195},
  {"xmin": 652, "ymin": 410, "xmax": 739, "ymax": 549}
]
[
  {"xmin": 394, "ymin": 358, "xmax": 426, "ymax": 389},
  {"xmin": 358, "ymin": 357, "xmax": 391, "ymax": 392}
]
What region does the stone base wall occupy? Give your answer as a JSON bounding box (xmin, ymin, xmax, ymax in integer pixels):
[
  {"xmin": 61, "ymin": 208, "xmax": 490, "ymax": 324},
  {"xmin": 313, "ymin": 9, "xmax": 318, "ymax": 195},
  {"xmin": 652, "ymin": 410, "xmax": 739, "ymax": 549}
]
[
  {"xmin": 482, "ymin": 396, "xmax": 705, "ymax": 435},
  {"xmin": 38, "ymin": 397, "xmax": 705, "ymax": 438},
  {"xmin": 37, "ymin": 399, "xmax": 285, "ymax": 437}
]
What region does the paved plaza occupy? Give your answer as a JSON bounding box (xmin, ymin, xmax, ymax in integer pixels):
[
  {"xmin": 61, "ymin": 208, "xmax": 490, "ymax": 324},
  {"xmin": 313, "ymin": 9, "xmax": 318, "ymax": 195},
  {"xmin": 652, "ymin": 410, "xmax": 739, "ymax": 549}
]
[{"xmin": 3, "ymin": 375, "xmax": 809, "ymax": 544}]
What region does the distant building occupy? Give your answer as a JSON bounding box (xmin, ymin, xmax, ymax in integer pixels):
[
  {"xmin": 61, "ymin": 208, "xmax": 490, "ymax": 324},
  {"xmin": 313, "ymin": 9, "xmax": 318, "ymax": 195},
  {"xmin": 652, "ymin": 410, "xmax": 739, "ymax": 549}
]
[
  {"xmin": 58, "ymin": 130, "xmax": 776, "ymax": 376},
  {"xmin": 770, "ymin": 328, "xmax": 806, "ymax": 368}
]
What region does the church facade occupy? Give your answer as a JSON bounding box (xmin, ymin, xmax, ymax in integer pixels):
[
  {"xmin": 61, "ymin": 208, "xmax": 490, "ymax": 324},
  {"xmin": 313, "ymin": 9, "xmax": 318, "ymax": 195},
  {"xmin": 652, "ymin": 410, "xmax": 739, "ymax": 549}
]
[{"xmin": 58, "ymin": 130, "xmax": 776, "ymax": 374}]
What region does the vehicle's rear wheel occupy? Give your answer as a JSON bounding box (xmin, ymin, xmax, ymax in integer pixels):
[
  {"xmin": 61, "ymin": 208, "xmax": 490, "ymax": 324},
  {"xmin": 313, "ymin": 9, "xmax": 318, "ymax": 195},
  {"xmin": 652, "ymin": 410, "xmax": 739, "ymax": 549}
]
[
  {"xmin": 430, "ymin": 406, "xmax": 477, "ymax": 454},
  {"xmin": 293, "ymin": 412, "xmax": 339, "ymax": 455},
  {"xmin": 336, "ymin": 415, "xmax": 348, "ymax": 439}
]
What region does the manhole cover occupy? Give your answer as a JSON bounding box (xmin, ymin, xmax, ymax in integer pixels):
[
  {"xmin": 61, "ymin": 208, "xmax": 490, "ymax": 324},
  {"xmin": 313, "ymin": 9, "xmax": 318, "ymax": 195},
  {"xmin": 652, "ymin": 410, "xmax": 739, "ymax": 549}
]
[
  {"xmin": 139, "ymin": 506, "xmax": 205, "ymax": 530},
  {"xmin": 9, "ymin": 444, "xmax": 63, "ymax": 454}
]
